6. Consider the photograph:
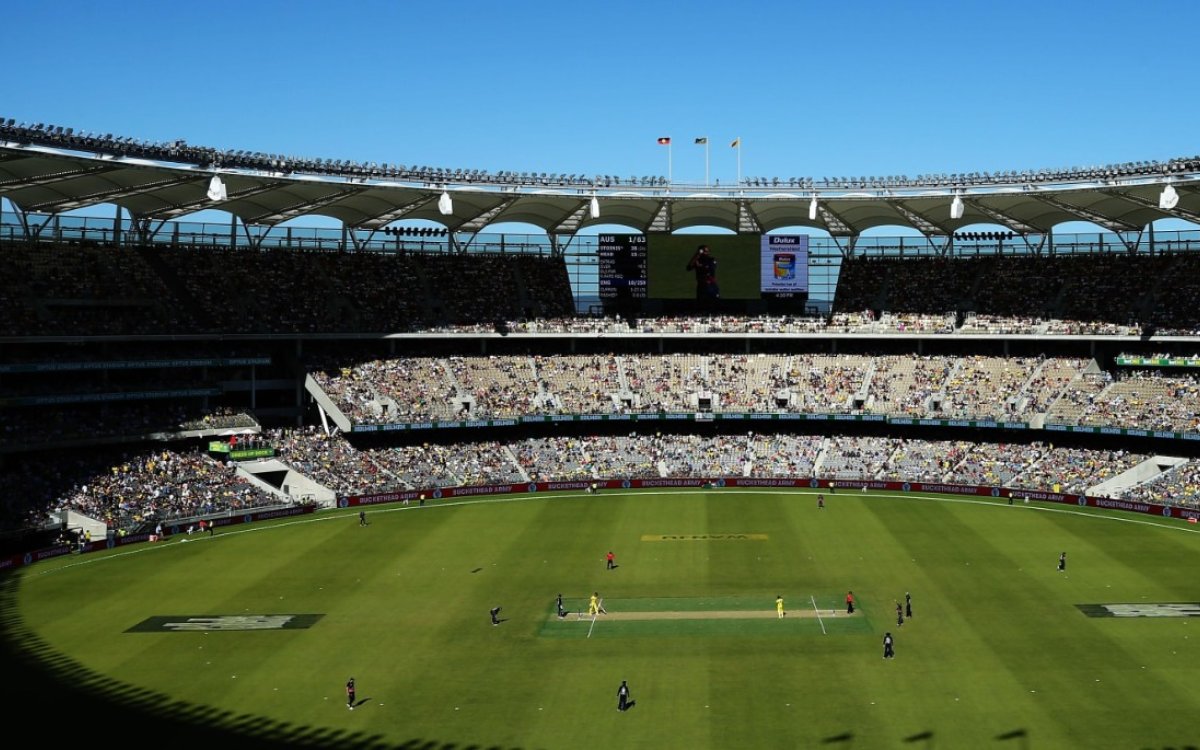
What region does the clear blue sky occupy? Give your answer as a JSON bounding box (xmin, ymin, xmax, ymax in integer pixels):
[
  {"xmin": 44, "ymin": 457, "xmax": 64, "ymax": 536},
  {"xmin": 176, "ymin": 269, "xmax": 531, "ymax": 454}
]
[{"xmin": 3, "ymin": 0, "xmax": 1198, "ymax": 233}]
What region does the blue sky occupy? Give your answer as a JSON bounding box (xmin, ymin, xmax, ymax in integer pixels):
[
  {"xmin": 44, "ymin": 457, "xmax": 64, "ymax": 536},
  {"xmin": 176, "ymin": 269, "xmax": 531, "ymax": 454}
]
[{"xmin": 3, "ymin": 0, "xmax": 1198, "ymax": 234}]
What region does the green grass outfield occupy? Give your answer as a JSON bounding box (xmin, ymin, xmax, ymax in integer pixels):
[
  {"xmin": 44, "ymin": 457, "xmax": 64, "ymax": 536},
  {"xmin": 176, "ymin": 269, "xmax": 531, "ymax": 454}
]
[{"xmin": 8, "ymin": 487, "xmax": 1200, "ymax": 750}]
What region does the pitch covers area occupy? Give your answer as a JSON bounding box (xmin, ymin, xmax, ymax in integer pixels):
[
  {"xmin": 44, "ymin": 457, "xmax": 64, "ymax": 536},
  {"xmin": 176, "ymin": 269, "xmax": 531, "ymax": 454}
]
[{"xmin": 7, "ymin": 487, "xmax": 1200, "ymax": 749}]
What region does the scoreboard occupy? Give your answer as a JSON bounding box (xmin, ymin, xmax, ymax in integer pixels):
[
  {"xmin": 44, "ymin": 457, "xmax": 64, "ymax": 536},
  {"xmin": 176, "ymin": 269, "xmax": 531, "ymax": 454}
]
[{"xmin": 597, "ymin": 234, "xmax": 648, "ymax": 299}]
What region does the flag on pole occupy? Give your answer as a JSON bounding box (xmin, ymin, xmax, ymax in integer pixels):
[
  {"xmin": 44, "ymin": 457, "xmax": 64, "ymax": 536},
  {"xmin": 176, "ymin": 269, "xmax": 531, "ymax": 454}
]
[
  {"xmin": 694, "ymin": 137, "xmax": 708, "ymax": 145},
  {"xmin": 730, "ymin": 137, "xmax": 741, "ymax": 148},
  {"xmin": 657, "ymin": 137, "xmax": 671, "ymax": 145}
]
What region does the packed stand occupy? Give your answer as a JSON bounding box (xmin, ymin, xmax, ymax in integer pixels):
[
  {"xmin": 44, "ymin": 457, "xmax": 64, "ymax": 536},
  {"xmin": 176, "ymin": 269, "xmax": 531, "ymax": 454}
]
[
  {"xmin": 877, "ymin": 439, "xmax": 975, "ymax": 482},
  {"xmin": 747, "ymin": 434, "xmax": 824, "ymax": 477},
  {"xmin": 0, "ymin": 243, "xmax": 186, "ymax": 336},
  {"xmin": 1011, "ymin": 446, "xmax": 1148, "ymax": 497},
  {"xmin": 657, "ymin": 434, "xmax": 755, "ymax": 477},
  {"xmin": 449, "ymin": 356, "xmax": 538, "ymax": 418},
  {"xmin": 867, "ymin": 356, "xmax": 953, "ymax": 417},
  {"xmin": 819, "ymin": 436, "xmax": 899, "ymax": 480},
  {"xmin": 945, "ymin": 442, "xmax": 1043, "ymax": 487},
  {"xmin": 1123, "ymin": 462, "xmax": 1200, "ymax": 507},
  {"xmin": 938, "ymin": 355, "xmax": 1043, "ymax": 420},
  {"xmin": 308, "ymin": 354, "xmax": 1200, "ymax": 433},
  {"xmin": 515, "ymin": 435, "xmax": 662, "ymax": 481},
  {"xmin": 271, "ymin": 426, "xmax": 399, "ymax": 495},
  {"xmin": 1047, "ymin": 371, "xmax": 1200, "ymax": 433},
  {"xmin": 9, "ymin": 433, "xmax": 1196, "ymax": 537},
  {"xmin": 311, "ymin": 358, "xmax": 459, "ymax": 424},
  {"xmin": 534, "ymin": 355, "xmax": 623, "ymax": 414},
  {"xmin": 46, "ymin": 448, "xmax": 281, "ymax": 531}
]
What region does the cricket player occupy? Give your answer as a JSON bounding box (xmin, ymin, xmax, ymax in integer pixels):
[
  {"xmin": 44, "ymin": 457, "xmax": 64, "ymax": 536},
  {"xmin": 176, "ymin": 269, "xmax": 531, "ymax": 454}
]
[
  {"xmin": 589, "ymin": 592, "xmax": 600, "ymax": 616},
  {"xmin": 776, "ymin": 595, "xmax": 785, "ymax": 618}
]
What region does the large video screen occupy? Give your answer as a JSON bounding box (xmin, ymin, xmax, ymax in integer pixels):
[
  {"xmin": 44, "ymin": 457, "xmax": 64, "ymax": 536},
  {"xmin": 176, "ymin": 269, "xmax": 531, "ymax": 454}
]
[{"xmin": 619, "ymin": 233, "xmax": 809, "ymax": 300}]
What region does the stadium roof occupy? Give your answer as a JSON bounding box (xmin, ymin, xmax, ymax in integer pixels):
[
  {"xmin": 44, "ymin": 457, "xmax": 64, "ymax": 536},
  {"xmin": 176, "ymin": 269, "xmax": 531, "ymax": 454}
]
[{"xmin": 2, "ymin": 124, "xmax": 1199, "ymax": 238}]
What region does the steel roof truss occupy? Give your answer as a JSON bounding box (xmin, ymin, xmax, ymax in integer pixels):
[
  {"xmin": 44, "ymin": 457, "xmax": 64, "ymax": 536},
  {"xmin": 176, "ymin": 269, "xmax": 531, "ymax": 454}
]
[
  {"xmin": 1105, "ymin": 188, "xmax": 1200, "ymax": 225},
  {"xmin": 961, "ymin": 199, "xmax": 1040, "ymax": 235},
  {"xmin": 0, "ymin": 163, "xmax": 121, "ymax": 190},
  {"xmin": 147, "ymin": 180, "xmax": 292, "ymax": 221},
  {"xmin": 815, "ymin": 203, "xmax": 853, "ymax": 236},
  {"xmin": 550, "ymin": 200, "xmax": 591, "ymax": 235},
  {"xmin": 457, "ymin": 196, "xmax": 520, "ymax": 233},
  {"xmin": 1038, "ymin": 194, "xmax": 1138, "ymax": 235},
  {"xmin": 31, "ymin": 173, "xmax": 202, "ymax": 213},
  {"xmin": 647, "ymin": 200, "xmax": 671, "ymax": 233},
  {"xmin": 891, "ymin": 203, "xmax": 948, "ymax": 236},
  {"xmin": 737, "ymin": 201, "xmax": 762, "ymax": 233},
  {"xmin": 246, "ymin": 186, "xmax": 362, "ymax": 225}
]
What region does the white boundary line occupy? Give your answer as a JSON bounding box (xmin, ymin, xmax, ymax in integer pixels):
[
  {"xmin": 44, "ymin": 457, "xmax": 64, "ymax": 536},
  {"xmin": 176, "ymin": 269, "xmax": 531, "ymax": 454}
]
[
  {"xmin": 586, "ymin": 612, "xmax": 599, "ymax": 638},
  {"xmin": 810, "ymin": 595, "xmax": 827, "ymax": 635}
]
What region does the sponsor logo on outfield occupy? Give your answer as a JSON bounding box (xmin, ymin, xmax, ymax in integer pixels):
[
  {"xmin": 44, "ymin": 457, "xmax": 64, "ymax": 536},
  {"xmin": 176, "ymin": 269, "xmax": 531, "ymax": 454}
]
[
  {"xmin": 641, "ymin": 533, "xmax": 769, "ymax": 542},
  {"xmin": 126, "ymin": 614, "xmax": 324, "ymax": 632},
  {"xmin": 1076, "ymin": 603, "xmax": 1200, "ymax": 618}
]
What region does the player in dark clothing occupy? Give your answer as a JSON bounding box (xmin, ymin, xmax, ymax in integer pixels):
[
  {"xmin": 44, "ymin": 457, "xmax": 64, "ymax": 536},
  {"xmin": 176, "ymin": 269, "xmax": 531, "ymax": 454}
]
[
  {"xmin": 905, "ymin": 592, "xmax": 912, "ymax": 619},
  {"xmin": 686, "ymin": 245, "xmax": 720, "ymax": 301},
  {"xmin": 896, "ymin": 602, "xmax": 904, "ymax": 627},
  {"xmin": 491, "ymin": 606, "xmax": 502, "ymax": 626},
  {"xmin": 617, "ymin": 680, "xmax": 631, "ymax": 711},
  {"xmin": 883, "ymin": 632, "xmax": 894, "ymax": 659},
  {"xmin": 846, "ymin": 590, "xmax": 855, "ymax": 614},
  {"xmin": 346, "ymin": 677, "xmax": 356, "ymax": 710},
  {"xmin": 1058, "ymin": 552, "xmax": 1067, "ymax": 572},
  {"xmin": 359, "ymin": 510, "xmax": 367, "ymax": 526},
  {"xmin": 817, "ymin": 494, "xmax": 825, "ymax": 509},
  {"xmin": 556, "ymin": 593, "xmax": 566, "ymax": 619}
]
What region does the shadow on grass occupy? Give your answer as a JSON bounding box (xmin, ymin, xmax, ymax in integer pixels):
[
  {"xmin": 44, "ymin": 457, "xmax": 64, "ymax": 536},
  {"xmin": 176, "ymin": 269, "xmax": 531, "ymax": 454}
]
[{"xmin": 0, "ymin": 570, "xmax": 523, "ymax": 750}]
